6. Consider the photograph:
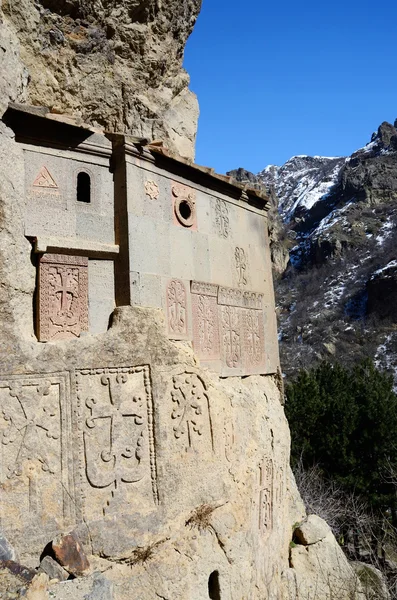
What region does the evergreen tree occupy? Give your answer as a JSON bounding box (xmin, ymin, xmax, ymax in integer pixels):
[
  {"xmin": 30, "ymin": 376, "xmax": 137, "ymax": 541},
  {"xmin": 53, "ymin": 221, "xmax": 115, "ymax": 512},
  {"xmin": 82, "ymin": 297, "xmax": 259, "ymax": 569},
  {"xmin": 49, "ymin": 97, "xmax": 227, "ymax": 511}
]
[{"xmin": 286, "ymin": 359, "xmax": 397, "ymax": 515}]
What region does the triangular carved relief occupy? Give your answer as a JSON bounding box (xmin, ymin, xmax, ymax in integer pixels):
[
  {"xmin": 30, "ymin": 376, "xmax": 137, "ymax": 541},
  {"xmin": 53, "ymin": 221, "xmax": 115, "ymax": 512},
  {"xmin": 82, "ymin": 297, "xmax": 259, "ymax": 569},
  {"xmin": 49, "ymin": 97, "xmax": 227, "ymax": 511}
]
[{"xmin": 32, "ymin": 166, "xmax": 58, "ymax": 189}]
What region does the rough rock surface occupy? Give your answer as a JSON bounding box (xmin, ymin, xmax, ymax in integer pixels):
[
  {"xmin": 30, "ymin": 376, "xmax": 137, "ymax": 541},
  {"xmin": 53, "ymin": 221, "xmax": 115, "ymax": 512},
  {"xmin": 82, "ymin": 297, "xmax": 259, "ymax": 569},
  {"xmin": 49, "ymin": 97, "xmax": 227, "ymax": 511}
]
[{"xmin": 1, "ymin": 0, "xmax": 201, "ymax": 159}]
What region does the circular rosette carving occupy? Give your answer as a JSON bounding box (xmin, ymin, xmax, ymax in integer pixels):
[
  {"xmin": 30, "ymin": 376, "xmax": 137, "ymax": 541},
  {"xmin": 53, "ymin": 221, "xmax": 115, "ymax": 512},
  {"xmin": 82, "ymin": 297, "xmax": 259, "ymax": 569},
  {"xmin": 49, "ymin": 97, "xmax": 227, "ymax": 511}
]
[{"xmin": 172, "ymin": 184, "xmax": 196, "ymax": 228}]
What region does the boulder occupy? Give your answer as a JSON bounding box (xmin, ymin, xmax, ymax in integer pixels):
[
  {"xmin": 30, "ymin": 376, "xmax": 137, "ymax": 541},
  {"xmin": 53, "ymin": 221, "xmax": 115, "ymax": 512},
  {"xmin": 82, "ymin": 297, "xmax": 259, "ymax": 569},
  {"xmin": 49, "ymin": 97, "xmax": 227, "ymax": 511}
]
[
  {"xmin": 294, "ymin": 514, "xmax": 331, "ymax": 546},
  {"xmin": 39, "ymin": 555, "xmax": 69, "ymax": 582},
  {"xmin": 52, "ymin": 533, "xmax": 90, "ymax": 577}
]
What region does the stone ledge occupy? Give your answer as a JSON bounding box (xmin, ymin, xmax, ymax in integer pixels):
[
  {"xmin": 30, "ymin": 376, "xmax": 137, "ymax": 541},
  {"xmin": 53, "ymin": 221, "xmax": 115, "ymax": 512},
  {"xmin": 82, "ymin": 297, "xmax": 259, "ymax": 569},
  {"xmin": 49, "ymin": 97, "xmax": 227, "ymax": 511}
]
[{"xmin": 32, "ymin": 237, "xmax": 119, "ymax": 257}]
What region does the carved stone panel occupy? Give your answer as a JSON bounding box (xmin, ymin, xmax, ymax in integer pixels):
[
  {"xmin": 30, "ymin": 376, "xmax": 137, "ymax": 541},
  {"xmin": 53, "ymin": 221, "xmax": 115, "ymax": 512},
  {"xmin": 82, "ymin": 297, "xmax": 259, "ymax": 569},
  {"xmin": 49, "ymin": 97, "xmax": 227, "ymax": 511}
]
[
  {"xmin": 31, "ymin": 166, "xmax": 60, "ymax": 199},
  {"xmin": 166, "ymin": 279, "xmax": 187, "ymax": 336},
  {"xmin": 235, "ymin": 247, "xmax": 248, "ymax": 287},
  {"xmin": 0, "ymin": 373, "xmax": 73, "ymax": 546},
  {"xmin": 243, "ymin": 309, "xmax": 265, "ymax": 370},
  {"xmin": 220, "ymin": 305, "xmax": 242, "ymax": 369},
  {"xmin": 215, "ymin": 199, "xmax": 230, "ymax": 238},
  {"xmin": 76, "ymin": 367, "xmax": 158, "ymax": 519},
  {"xmin": 38, "ymin": 254, "xmax": 89, "ymax": 342},
  {"xmin": 192, "ymin": 294, "xmax": 220, "ymax": 361},
  {"xmin": 259, "ymin": 458, "xmax": 273, "ymax": 536},
  {"xmin": 171, "ymin": 372, "xmax": 214, "ymax": 453}
]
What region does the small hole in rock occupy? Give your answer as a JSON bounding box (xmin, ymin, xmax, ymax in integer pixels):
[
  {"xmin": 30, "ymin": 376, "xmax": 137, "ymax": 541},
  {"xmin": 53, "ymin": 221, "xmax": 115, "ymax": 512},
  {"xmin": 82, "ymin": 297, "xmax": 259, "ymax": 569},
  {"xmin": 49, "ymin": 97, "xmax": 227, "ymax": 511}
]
[
  {"xmin": 179, "ymin": 200, "xmax": 192, "ymax": 220},
  {"xmin": 208, "ymin": 570, "xmax": 221, "ymax": 600},
  {"xmin": 77, "ymin": 172, "xmax": 91, "ymax": 203}
]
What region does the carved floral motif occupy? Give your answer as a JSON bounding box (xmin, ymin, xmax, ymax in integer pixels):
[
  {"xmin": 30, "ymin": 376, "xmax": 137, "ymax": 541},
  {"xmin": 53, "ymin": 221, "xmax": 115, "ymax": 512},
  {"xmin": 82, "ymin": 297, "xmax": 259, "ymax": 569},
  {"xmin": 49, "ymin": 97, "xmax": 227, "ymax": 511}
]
[
  {"xmin": 215, "ymin": 199, "xmax": 230, "ymax": 238},
  {"xmin": 171, "ymin": 372, "xmax": 213, "ymax": 452},
  {"xmin": 167, "ymin": 279, "xmax": 187, "ymax": 336},
  {"xmin": 144, "ymin": 180, "xmax": 160, "ymax": 200}
]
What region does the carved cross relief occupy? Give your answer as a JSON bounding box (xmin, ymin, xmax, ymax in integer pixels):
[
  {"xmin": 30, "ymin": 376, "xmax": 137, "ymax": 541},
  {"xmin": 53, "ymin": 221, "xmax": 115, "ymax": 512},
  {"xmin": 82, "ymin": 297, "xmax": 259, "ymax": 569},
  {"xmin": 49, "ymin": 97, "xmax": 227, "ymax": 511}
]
[
  {"xmin": 77, "ymin": 367, "xmax": 157, "ymax": 517},
  {"xmin": 0, "ymin": 374, "xmax": 72, "ymax": 544},
  {"xmin": 38, "ymin": 254, "xmax": 88, "ymax": 342},
  {"xmin": 259, "ymin": 457, "xmax": 274, "ymax": 536},
  {"xmin": 167, "ymin": 279, "xmax": 187, "ymax": 336}
]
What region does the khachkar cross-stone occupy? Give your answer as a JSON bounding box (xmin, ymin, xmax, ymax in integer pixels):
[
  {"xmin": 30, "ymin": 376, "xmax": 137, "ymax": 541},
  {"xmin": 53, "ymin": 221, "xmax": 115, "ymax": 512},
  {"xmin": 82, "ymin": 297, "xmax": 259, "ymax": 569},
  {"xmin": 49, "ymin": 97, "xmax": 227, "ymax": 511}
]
[
  {"xmin": 77, "ymin": 367, "xmax": 158, "ymax": 516},
  {"xmin": 38, "ymin": 253, "xmax": 88, "ymax": 341},
  {"xmin": 0, "ymin": 374, "xmax": 73, "ymax": 545}
]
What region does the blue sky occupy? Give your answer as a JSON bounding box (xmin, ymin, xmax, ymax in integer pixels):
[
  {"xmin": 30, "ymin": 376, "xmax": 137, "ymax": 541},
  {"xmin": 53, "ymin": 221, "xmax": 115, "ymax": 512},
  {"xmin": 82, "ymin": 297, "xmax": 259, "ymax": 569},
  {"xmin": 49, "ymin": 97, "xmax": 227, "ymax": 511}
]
[{"xmin": 183, "ymin": 0, "xmax": 397, "ymax": 174}]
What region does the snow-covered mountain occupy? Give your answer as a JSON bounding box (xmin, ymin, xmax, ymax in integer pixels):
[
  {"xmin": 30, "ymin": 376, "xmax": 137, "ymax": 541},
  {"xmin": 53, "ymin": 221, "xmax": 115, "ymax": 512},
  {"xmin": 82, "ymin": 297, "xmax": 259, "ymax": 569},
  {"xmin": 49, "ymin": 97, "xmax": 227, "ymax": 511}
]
[
  {"xmin": 258, "ymin": 155, "xmax": 346, "ymax": 222},
  {"xmin": 229, "ymin": 120, "xmax": 397, "ymax": 384}
]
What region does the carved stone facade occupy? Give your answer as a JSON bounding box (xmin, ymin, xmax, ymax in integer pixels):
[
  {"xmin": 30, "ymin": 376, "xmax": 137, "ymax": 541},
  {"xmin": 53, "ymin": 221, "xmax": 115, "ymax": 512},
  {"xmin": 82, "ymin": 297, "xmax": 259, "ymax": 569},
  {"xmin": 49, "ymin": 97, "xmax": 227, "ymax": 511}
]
[
  {"xmin": 38, "ymin": 254, "xmax": 89, "ymax": 342},
  {"xmin": 75, "ymin": 366, "xmax": 158, "ymax": 519},
  {"xmin": 0, "ymin": 373, "xmax": 73, "ymax": 549}
]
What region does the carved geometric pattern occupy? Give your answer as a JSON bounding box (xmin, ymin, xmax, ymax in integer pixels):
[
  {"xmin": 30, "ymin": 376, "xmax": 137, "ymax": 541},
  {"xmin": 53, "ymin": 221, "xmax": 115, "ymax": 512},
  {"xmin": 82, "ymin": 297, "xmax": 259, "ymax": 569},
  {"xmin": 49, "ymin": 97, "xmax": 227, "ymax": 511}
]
[
  {"xmin": 215, "ymin": 199, "xmax": 230, "ymax": 238},
  {"xmin": 220, "ymin": 305, "xmax": 242, "ymax": 369},
  {"xmin": 144, "ymin": 180, "xmax": 159, "ymax": 200},
  {"xmin": 38, "ymin": 254, "xmax": 88, "ymax": 342},
  {"xmin": 171, "ymin": 372, "xmax": 214, "ymax": 453},
  {"xmin": 166, "ymin": 279, "xmax": 187, "ymax": 336},
  {"xmin": 259, "ymin": 457, "xmax": 274, "ymax": 535},
  {"xmin": 191, "ymin": 281, "xmax": 218, "ymax": 297},
  {"xmin": 192, "ymin": 293, "xmax": 220, "ymax": 361},
  {"xmin": 0, "ymin": 373, "xmax": 73, "ymax": 544},
  {"xmin": 218, "ymin": 286, "xmax": 263, "ymax": 309},
  {"xmin": 76, "ymin": 366, "xmax": 158, "ymax": 518},
  {"xmin": 235, "ymin": 246, "xmax": 248, "ymax": 287},
  {"xmin": 32, "ymin": 166, "xmax": 59, "ymax": 191}
]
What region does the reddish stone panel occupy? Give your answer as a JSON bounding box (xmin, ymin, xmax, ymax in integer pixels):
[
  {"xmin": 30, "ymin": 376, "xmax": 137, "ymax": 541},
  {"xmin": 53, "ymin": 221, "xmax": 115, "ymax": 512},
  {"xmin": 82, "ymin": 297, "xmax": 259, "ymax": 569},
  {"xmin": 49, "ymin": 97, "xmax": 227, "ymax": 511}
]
[
  {"xmin": 192, "ymin": 293, "xmax": 220, "ymax": 361},
  {"xmin": 166, "ymin": 279, "xmax": 187, "ymax": 336},
  {"xmin": 38, "ymin": 254, "xmax": 88, "ymax": 342},
  {"xmin": 220, "ymin": 305, "xmax": 242, "ymax": 369},
  {"xmin": 243, "ymin": 308, "xmax": 266, "ymax": 371}
]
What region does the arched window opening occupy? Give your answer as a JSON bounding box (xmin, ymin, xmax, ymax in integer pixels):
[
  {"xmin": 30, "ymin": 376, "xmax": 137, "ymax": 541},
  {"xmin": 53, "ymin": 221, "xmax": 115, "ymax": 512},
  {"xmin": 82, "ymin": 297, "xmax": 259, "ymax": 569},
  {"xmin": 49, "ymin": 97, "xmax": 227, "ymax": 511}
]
[
  {"xmin": 77, "ymin": 172, "xmax": 91, "ymax": 203},
  {"xmin": 208, "ymin": 570, "xmax": 221, "ymax": 600}
]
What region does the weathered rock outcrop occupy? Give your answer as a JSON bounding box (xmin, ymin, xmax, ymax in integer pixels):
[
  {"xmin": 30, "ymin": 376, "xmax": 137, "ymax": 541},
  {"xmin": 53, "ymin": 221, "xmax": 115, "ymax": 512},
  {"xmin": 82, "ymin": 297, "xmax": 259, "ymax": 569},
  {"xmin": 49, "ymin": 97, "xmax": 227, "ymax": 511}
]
[{"xmin": 1, "ymin": 0, "xmax": 201, "ymax": 159}]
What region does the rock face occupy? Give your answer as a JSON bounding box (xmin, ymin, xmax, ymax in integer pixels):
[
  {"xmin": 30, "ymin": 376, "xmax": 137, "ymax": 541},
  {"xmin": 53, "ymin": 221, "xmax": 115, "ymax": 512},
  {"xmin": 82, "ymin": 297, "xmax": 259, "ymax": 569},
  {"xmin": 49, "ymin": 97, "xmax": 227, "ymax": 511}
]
[{"xmin": 1, "ymin": 0, "xmax": 201, "ymax": 159}]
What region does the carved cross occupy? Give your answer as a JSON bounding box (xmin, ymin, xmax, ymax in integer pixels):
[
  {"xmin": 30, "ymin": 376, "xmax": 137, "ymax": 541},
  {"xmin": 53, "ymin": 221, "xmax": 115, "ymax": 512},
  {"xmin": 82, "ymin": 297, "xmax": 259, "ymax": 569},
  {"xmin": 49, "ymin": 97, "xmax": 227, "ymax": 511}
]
[{"xmin": 84, "ymin": 374, "xmax": 145, "ymax": 489}]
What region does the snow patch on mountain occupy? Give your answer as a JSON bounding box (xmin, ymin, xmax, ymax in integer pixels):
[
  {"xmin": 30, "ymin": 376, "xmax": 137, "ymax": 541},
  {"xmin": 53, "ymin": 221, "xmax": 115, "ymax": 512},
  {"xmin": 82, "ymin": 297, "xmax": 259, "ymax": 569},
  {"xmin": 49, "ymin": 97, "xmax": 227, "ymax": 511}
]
[{"xmin": 258, "ymin": 155, "xmax": 347, "ymax": 222}]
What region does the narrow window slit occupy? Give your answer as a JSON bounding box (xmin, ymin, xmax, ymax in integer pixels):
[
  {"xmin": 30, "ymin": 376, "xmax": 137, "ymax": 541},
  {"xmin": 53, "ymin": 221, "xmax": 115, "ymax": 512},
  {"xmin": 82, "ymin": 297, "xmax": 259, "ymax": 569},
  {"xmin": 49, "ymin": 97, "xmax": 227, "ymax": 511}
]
[{"xmin": 77, "ymin": 172, "xmax": 91, "ymax": 203}]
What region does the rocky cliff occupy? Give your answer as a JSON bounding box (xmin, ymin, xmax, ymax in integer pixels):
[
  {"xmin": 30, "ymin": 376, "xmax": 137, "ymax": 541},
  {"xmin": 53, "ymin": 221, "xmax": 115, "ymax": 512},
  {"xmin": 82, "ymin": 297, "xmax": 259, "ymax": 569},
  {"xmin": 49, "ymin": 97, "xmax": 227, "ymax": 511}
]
[{"xmin": 1, "ymin": 0, "xmax": 201, "ymax": 159}]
